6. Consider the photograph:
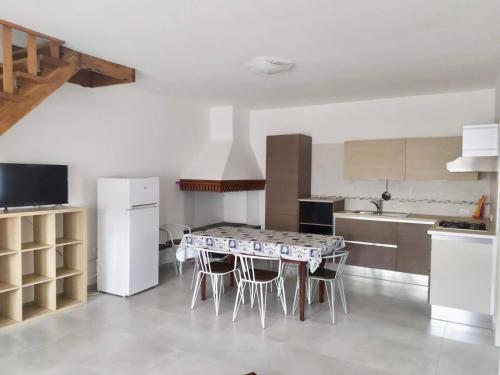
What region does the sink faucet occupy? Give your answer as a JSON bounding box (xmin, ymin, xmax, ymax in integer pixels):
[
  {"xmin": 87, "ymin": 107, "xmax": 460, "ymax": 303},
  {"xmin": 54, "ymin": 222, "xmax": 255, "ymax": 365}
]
[{"xmin": 370, "ymin": 199, "xmax": 383, "ymax": 215}]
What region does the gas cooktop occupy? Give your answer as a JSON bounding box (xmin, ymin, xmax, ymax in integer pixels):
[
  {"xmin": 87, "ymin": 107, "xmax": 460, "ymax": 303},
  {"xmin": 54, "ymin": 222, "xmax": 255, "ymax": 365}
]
[{"xmin": 438, "ymin": 220, "xmax": 487, "ymax": 231}]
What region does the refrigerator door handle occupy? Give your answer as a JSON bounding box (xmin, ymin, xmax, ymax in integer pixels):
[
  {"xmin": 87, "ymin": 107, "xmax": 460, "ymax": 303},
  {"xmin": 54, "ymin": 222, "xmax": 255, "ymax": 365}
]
[{"xmin": 127, "ymin": 203, "xmax": 159, "ymax": 210}]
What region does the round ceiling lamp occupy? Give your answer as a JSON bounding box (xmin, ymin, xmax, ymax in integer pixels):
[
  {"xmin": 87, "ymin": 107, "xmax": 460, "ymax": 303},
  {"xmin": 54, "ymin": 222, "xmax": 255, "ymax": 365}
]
[{"xmin": 247, "ymin": 56, "xmax": 295, "ymax": 75}]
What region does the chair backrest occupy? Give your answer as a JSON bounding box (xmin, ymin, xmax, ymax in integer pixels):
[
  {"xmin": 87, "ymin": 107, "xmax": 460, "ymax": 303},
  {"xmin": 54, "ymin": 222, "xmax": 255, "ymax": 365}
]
[
  {"xmin": 323, "ymin": 251, "xmax": 349, "ymax": 279},
  {"xmin": 235, "ymin": 254, "xmax": 282, "ymax": 283},
  {"xmin": 160, "ymin": 223, "xmax": 191, "ymax": 244},
  {"xmin": 196, "ymin": 247, "xmax": 234, "ymax": 274}
]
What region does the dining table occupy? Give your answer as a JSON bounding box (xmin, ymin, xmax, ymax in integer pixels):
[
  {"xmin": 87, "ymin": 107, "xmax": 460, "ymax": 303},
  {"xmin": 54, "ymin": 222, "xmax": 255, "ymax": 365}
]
[{"xmin": 177, "ymin": 226, "xmax": 345, "ymax": 321}]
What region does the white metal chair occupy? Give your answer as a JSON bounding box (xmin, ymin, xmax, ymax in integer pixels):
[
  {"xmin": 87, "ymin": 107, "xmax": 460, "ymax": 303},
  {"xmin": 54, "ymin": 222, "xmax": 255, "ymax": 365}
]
[
  {"xmin": 293, "ymin": 251, "xmax": 349, "ymax": 324},
  {"xmin": 160, "ymin": 223, "xmax": 191, "ymax": 275},
  {"xmin": 233, "ymin": 254, "xmax": 287, "ymax": 329},
  {"xmin": 191, "ymin": 248, "xmax": 239, "ymax": 316},
  {"xmin": 190, "ymin": 249, "xmax": 231, "ymax": 291}
]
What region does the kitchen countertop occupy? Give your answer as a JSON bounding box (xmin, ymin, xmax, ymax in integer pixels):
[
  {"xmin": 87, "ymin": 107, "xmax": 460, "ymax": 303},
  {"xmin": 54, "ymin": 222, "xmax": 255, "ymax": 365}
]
[
  {"xmin": 298, "ymin": 195, "xmax": 345, "ymax": 203},
  {"xmin": 334, "ymin": 211, "xmax": 496, "ymax": 239},
  {"xmin": 335, "ymin": 211, "xmax": 436, "ymax": 224}
]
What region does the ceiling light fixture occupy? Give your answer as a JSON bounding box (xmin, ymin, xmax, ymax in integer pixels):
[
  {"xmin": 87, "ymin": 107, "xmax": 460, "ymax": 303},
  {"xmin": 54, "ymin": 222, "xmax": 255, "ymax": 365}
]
[{"xmin": 247, "ymin": 56, "xmax": 295, "ymax": 75}]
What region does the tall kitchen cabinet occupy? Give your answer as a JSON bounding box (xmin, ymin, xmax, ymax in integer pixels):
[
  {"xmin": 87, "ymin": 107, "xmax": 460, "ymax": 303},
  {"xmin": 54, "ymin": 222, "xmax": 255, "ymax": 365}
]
[{"xmin": 265, "ymin": 134, "xmax": 312, "ymax": 231}]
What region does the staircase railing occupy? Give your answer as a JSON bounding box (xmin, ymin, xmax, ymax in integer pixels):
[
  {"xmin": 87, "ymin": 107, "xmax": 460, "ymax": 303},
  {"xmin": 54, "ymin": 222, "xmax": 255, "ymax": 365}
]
[{"xmin": 0, "ymin": 19, "xmax": 65, "ymax": 94}]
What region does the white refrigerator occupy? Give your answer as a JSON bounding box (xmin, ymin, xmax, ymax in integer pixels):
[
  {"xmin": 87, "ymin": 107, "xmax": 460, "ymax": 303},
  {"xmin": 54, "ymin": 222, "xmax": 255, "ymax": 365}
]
[{"xmin": 97, "ymin": 177, "xmax": 160, "ymax": 297}]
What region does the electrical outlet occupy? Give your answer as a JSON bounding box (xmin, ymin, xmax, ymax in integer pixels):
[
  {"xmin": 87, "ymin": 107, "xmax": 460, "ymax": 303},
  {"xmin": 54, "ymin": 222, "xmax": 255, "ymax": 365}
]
[{"xmin": 459, "ymin": 208, "xmax": 471, "ymax": 216}]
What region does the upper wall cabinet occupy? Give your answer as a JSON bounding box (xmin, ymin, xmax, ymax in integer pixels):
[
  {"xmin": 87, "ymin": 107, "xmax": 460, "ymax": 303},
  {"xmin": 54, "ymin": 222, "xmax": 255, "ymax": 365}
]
[
  {"xmin": 344, "ymin": 137, "xmax": 478, "ymax": 181},
  {"xmin": 462, "ymin": 124, "xmax": 498, "ymax": 157},
  {"xmin": 406, "ymin": 137, "xmax": 477, "ymax": 180},
  {"xmin": 344, "ymin": 139, "xmax": 406, "ymax": 180}
]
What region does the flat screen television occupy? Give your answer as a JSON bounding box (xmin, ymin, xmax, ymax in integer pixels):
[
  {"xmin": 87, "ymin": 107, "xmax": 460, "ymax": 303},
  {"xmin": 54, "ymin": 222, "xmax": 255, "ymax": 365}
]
[{"xmin": 0, "ymin": 163, "xmax": 68, "ymax": 209}]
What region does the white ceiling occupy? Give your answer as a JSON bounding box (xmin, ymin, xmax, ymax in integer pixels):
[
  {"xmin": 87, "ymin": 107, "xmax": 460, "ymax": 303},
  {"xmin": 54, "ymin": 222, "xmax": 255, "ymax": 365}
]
[{"xmin": 2, "ymin": 0, "xmax": 499, "ymax": 108}]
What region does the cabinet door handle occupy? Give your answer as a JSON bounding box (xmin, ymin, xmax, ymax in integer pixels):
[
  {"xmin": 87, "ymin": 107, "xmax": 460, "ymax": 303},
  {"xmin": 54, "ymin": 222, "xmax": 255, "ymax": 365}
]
[{"xmin": 344, "ymin": 240, "xmax": 397, "ymax": 248}]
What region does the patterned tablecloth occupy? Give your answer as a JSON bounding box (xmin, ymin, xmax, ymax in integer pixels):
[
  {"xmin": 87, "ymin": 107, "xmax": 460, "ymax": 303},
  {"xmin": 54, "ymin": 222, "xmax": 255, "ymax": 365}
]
[{"xmin": 177, "ymin": 226, "xmax": 345, "ymax": 272}]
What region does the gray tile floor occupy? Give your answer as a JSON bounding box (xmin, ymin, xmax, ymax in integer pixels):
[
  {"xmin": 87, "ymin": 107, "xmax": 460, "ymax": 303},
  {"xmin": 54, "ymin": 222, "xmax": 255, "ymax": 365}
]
[{"xmin": 1, "ymin": 264, "xmax": 498, "ymax": 375}]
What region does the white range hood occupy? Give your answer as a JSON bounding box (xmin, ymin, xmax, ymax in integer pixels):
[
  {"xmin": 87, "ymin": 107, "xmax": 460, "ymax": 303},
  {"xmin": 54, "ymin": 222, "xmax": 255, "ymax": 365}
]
[{"xmin": 447, "ymin": 124, "xmax": 499, "ymax": 172}]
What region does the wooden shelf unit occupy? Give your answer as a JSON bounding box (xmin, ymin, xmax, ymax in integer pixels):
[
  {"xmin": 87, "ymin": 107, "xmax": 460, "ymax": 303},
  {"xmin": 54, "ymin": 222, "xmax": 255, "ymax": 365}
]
[{"xmin": 0, "ymin": 207, "xmax": 86, "ymax": 329}]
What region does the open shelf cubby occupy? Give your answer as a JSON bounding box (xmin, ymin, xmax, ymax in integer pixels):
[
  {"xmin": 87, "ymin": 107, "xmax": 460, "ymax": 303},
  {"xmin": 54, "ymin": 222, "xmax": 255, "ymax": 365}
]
[
  {"xmin": 0, "ymin": 253, "xmax": 20, "ymax": 293},
  {"xmin": 0, "ymin": 207, "xmax": 86, "ymax": 329},
  {"xmin": 0, "ymin": 289, "xmax": 21, "ymax": 328},
  {"xmin": 56, "ymin": 274, "xmax": 85, "ymax": 310},
  {"xmin": 56, "ymin": 243, "xmax": 84, "ymax": 279},
  {"xmin": 22, "ymin": 281, "xmax": 55, "ymax": 321},
  {"xmin": 22, "ymin": 248, "xmax": 54, "ymax": 287},
  {"xmin": 56, "ymin": 211, "xmax": 85, "ymax": 247},
  {"xmin": 21, "ymin": 214, "xmax": 54, "ymax": 252},
  {"xmin": 0, "ymin": 216, "xmax": 20, "ymax": 255}
]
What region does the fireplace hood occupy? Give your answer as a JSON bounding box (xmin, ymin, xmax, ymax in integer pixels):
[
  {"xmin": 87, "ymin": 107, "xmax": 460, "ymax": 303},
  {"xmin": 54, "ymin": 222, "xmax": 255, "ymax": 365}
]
[{"xmin": 178, "ymin": 106, "xmax": 265, "ymax": 192}]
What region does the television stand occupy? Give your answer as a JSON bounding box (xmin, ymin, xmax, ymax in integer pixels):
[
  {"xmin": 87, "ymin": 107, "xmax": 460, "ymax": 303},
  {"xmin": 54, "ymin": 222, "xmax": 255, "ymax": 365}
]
[{"xmin": 0, "ymin": 206, "xmax": 87, "ymax": 330}]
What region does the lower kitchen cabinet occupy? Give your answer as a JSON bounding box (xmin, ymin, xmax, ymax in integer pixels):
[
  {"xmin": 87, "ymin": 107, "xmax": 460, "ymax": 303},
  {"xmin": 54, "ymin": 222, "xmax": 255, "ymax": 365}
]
[
  {"xmin": 335, "ymin": 217, "xmax": 431, "ymax": 275},
  {"xmin": 345, "ymin": 243, "xmax": 397, "ymax": 271},
  {"xmin": 335, "ymin": 218, "xmax": 397, "ymax": 245},
  {"xmin": 396, "ymin": 223, "xmax": 432, "ymax": 275},
  {"xmin": 430, "ymin": 235, "xmax": 494, "ymax": 314}
]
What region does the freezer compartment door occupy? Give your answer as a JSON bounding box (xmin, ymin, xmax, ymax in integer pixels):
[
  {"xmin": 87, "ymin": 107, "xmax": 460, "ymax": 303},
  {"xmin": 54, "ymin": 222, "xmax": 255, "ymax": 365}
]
[
  {"xmin": 128, "ymin": 206, "xmax": 159, "ymax": 295},
  {"xmin": 129, "ymin": 177, "xmax": 160, "ymax": 208}
]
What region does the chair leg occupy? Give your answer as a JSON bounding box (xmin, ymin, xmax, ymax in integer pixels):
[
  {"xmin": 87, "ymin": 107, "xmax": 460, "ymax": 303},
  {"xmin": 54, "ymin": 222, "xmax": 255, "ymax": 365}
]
[
  {"xmin": 191, "ymin": 272, "xmax": 202, "ymax": 309},
  {"xmin": 212, "ymin": 275, "xmax": 223, "ymax": 316},
  {"xmin": 338, "ymin": 277, "xmax": 347, "ymax": 314},
  {"xmin": 308, "ymin": 277, "xmax": 315, "ymax": 305},
  {"xmin": 179, "ymin": 260, "xmax": 183, "ymax": 275},
  {"xmin": 282, "ymin": 264, "xmax": 288, "ymax": 282},
  {"xmin": 191, "ymin": 261, "xmax": 199, "ymax": 290},
  {"xmin": 213, "ymin": 275, "xmax": 224, "ymax": 316},
  {"xmin": 234, "ymin": 270, "xmax": 244, "ymax": 304},
  {"xmin": 283, "ymin": 264, "xmax": 296, "ymax": 283},
  {"xmin": 233, "ymin": 281, "xmax": 245, "ymax": 322},
  {"xmin": 325, "ymin": 280, "xmax": 336, "ymax": 324},
  {"xmin": 256, "ymin": 283, "xmax": 268, "ymax": 328},
  {"xmin": 250, "ymin": 284, "xmax": 257, "ymax": 308},
  {"xmin": 292, "ymin": 276, "xmax": 299, "ymax": 316},
  {"xmin": 241, "ymin": 282, "xmax": 247, "ymax": 305},
  {"xmin": 278, "ymin": 278, "xmax": 287, "ymax": 315},
  {"xmin": 172, "ymin": 251, "xmax": 180, "ymax": 275}
]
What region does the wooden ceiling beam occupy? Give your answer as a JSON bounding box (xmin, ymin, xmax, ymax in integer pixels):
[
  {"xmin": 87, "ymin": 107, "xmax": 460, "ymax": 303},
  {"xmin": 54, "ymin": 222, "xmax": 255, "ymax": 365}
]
[{"xmin": 63, "ymin": 47, "xmax": 135, "ymax": 87}]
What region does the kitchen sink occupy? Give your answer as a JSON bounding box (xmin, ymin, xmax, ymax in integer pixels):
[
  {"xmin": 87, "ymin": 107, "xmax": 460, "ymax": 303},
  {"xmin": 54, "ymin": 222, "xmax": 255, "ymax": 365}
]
[{"xmin": 350, "ymin": 210, "xmax": 409, "ymax": 217}]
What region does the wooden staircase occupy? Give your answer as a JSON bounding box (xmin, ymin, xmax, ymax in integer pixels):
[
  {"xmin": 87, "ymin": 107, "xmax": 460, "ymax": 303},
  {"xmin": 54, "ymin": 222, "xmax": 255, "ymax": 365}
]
[{"xmin": 0, "ymin": 19, "xmax": 135, "ymax": 135}]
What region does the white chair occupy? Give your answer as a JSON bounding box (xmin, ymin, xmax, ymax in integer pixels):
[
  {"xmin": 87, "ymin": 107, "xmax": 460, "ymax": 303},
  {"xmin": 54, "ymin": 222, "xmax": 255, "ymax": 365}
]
[
  {"xmin": 160, "ymin": 223, "xmax": 191, "ymax": 276},
  {"xmin": 293, "ymin": 251, "xmax": 349, "ymax": 324},
  {"xmin": 233, "ymin": 254, "xmax": 287, "ymax": 329},
  {"xmin": 191, "ymin": 248, "xmax": 239, "ymax": 316}
]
